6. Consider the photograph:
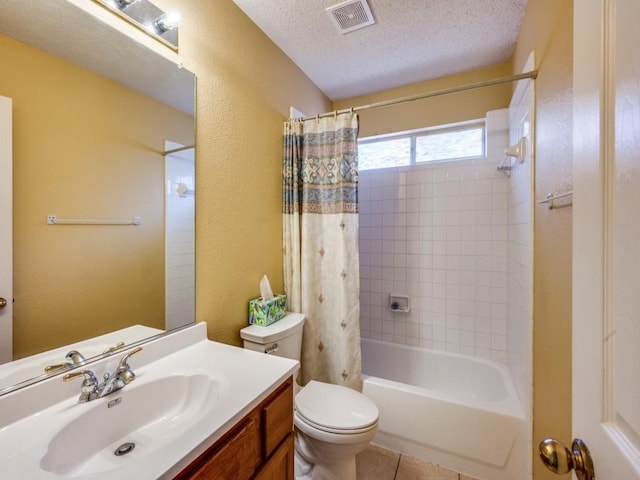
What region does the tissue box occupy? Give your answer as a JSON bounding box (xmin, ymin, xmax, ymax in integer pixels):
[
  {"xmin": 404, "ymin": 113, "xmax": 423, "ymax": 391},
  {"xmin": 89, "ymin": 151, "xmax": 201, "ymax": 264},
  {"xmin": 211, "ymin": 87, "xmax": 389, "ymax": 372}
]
[{"xmin": 248, "ymin": 294, "xmax": 287, "ymax": 326}]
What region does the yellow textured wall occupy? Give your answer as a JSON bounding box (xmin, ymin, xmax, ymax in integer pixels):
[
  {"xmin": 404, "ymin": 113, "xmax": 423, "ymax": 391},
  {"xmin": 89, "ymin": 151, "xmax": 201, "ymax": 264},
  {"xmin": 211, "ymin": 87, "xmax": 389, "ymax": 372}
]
[
  {"xmin": 154, "ymin": 0, "xmax": 331, "ymax": 345},
  {"xmin": 513, "ymin": 1, "xmax": 574, "ymax": 479},
  {"xmin": 1, "ymin": 33, "xmax": 194, "ymax": 358},
  {"xmin": 333, "ymin": 62, "xmax": 513, "ymax": 137}
]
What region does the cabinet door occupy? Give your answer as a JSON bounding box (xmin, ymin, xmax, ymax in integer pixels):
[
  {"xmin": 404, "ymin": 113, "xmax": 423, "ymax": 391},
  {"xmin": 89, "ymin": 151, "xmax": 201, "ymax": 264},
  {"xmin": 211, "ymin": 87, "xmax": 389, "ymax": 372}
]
[
  {"xmin": 253, "ymin": 433, "xmax": 294, "ymax": 480},
  {"xmin": 262, "ymin": 381, "xmax": 293, "ymax": 457},
  {"xmin": 186, "ymin": 416, "xmax": 261, "ymax": 480}
]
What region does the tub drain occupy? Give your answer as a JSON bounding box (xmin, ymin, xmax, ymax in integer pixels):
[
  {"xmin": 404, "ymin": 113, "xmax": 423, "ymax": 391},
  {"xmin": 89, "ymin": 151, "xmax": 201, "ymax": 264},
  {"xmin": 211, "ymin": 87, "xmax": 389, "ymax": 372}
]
[{"xmin": 114, "ymin": 442, "xmax": 136, "ymax": 456}]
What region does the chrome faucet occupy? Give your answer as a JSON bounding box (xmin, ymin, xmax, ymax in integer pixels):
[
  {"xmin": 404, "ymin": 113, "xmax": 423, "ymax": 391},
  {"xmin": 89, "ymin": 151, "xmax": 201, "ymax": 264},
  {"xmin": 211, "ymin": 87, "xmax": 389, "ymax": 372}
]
[
  {"xmin": 44, "ymin": 341, "xmax": 126, "ymax": 375},
  {"xmin": 63, "ymin": 370, "xmax": 100, "ymax": 402},
  {"xmin": 63, "ymin": 347, "xmax": 142, "ymax": 403},
  {"xmin": 44, "ymin": 349, "xmax": 88, "ymax": 374},
  {"xmin": 66, "ymin": 350, "xmax": 88, "ymax": 365}
]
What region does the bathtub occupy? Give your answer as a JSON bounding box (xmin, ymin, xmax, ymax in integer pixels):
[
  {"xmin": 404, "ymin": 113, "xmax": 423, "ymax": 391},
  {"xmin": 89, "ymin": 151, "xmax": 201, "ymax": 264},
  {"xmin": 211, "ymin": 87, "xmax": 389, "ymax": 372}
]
[{"xmin": 361, "ymin": 338, "xmax": 527, "ymax": 480}]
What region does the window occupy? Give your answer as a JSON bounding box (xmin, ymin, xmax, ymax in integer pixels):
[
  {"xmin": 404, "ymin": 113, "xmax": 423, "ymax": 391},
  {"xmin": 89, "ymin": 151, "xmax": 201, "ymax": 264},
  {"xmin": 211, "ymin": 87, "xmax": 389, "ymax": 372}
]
[
  {"xmin": 358, "ymin": 120, "xmax": 485, "ymax": 171},
  {"xmin": 358, "ymin": 137, "xmax": 411, "ymax": 170}
]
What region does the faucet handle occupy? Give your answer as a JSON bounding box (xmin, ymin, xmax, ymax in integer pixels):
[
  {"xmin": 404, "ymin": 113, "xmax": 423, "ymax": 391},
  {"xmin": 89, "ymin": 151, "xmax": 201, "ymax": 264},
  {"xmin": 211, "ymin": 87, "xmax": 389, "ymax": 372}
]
[
  {"xmin": 118, "ymin": 346, "xmax": 142, "ymax": 369},
  {"xmin": 63, "ymin": 369, "xmax": 98, "ymax": 387},
  {"xmin": 103, "ymin": 341, "xmax": 125, "ymax": 354},
  {"xmin": 117, "ymin": 347, "xmax": 142, "ymax": 385},
  {"xmin": 63, "ymin": 370, "xmax": 100, "ymax": 402},
  {"xmin": 44, "ymin": 363, "xmax": 72, "ymax": 374}
]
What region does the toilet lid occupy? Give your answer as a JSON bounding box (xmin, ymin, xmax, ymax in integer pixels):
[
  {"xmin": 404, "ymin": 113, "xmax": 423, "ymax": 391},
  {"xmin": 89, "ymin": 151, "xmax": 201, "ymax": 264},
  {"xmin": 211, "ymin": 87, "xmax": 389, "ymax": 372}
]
[{"xmin": 295, "ymin": 380, "xmax": 379, "ymax": 432}]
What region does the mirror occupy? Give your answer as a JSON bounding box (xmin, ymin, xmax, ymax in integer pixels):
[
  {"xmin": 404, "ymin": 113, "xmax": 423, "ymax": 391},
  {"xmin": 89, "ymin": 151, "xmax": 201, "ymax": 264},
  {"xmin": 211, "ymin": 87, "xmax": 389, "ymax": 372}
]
[{"xmin": 0, "ymin": 0, "xmax": 196, "ymax": 394}]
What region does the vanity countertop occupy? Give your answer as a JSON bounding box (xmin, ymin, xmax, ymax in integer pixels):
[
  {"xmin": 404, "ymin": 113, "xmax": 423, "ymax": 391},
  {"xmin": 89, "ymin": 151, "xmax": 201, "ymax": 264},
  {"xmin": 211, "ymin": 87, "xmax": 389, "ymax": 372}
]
[{"xmin": 0, "ymin": 322, "xmax": 299, "ymax": 479}]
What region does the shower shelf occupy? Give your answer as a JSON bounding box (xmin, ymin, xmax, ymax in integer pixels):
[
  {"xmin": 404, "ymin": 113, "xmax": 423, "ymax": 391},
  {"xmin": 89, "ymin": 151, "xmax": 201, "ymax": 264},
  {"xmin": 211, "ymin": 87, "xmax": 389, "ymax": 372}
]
[{"xmin": 389, "ymin": 294, "xmax": 410, "ymax": 313}]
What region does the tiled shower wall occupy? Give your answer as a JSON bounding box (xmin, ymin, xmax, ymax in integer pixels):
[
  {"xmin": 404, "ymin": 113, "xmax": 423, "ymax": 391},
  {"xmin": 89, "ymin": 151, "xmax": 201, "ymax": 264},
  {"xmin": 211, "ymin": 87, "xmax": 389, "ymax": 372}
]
[
  {"xmin": 165, "ymin": 147, "xmax": 195, "ymax": 331},
  {"xmin": 358, "ymin": 109, "xmax": 512, "ymax": 362}
]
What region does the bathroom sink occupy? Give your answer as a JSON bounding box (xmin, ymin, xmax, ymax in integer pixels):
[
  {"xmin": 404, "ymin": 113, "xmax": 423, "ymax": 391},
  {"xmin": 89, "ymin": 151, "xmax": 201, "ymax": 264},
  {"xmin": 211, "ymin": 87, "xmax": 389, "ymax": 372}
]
[
  {"xmin": 40, "ymin": 373, "xmax": 221, "ymax": 477},
  {"xmin": 0, "ymin": 323, "xmax": 299, "ymax": 480}
]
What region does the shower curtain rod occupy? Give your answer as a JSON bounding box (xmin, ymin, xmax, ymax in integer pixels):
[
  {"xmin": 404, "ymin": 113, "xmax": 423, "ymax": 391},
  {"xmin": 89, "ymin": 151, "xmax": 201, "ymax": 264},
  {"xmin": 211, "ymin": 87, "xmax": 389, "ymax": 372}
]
[{"xmin": 297, "ymin": 70, "xmax": 538, "ymax": 122}]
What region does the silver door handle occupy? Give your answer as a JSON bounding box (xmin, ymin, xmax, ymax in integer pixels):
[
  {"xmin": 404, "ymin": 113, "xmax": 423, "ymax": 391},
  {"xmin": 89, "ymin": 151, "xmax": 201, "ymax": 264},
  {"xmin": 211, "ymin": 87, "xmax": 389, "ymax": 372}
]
[{"xmin": 539, "ymin": 438, "xmax": 595, "ymax": 480}]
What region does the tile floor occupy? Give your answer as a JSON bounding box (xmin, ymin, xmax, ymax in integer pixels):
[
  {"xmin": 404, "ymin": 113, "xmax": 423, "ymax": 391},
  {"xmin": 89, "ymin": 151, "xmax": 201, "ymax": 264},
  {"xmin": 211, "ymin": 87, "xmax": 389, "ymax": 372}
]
[{"xmin": 356, "ymin": 444, "xmax": 478, "ymax": 480}]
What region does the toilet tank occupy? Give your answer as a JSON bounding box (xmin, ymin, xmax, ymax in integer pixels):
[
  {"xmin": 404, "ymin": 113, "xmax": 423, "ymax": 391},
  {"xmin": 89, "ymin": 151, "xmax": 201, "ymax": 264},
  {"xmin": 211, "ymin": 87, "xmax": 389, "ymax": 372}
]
[{"xmin": 240, "ymin": 312, "xmax": 305, "ymax": 361}]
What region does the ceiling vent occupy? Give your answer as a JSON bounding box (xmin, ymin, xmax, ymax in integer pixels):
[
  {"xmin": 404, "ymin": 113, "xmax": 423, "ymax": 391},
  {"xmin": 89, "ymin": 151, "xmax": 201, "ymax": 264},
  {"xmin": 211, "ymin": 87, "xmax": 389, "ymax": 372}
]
[{"xmin": 326, "ymin": 0, "xmax": 376, "ymax": 34}]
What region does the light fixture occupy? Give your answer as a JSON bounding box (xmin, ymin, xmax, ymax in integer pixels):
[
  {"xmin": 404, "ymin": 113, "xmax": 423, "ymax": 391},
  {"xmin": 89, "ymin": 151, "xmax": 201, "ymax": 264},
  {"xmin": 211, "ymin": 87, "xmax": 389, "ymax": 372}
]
[
  {"xmin": 94, "ymin": 0, "xmax": 180, "ymax": 51},
  {"xmin": 154, "ymin": 12, "xmax": 181, "ymax": 34},
  {"xmin": 115, "ymin": 0, "xmax": 139, "ymax": 10}
]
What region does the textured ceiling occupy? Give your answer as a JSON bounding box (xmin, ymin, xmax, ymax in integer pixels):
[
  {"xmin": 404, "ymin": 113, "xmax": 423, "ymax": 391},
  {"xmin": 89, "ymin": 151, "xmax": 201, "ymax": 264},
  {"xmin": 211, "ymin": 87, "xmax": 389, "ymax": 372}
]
[{"xmin": 231, "ymin": 0, "xmax": 528, "ymax": 101}]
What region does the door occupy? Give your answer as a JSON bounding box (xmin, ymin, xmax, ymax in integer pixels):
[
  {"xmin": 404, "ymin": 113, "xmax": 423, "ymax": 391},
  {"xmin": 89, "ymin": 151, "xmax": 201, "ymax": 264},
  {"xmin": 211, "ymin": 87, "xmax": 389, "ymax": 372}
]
[
  {"xmin": 571, "ymin": 0, "xmax": 640, "ymax": 478},
  {"xmin": 0, "ymin": 96, "xmax": 12, "ymax": 364}
]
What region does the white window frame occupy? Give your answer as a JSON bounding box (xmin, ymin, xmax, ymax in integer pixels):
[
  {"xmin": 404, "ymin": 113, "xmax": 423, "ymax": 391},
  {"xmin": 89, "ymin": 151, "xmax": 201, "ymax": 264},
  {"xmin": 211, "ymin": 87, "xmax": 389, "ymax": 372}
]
[{"xmin": 358, "ymin": 118, "xmax": 486, "ymax": 170}]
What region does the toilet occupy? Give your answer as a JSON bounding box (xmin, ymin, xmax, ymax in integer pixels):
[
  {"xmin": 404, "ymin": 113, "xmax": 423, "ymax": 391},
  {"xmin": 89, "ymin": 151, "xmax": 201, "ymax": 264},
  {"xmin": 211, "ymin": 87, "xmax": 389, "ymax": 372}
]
[{"xmin": 240, "ymin": 312, "xmax": 379, "ymax": 480}]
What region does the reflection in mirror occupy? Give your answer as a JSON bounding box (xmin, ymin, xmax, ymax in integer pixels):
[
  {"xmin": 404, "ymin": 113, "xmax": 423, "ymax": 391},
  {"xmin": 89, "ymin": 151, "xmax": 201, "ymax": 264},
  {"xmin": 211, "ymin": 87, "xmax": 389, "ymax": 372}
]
[
  {"xmin": 0, "ymin": 0, "xmax": 196, "ymax": 395},
  {"xmin": 0, "ymin": 325, "xmax": 162, "ymax": 391},
  {"xmin": 164, "ymin": 141, "xmax": 195, "ymax": 331}
]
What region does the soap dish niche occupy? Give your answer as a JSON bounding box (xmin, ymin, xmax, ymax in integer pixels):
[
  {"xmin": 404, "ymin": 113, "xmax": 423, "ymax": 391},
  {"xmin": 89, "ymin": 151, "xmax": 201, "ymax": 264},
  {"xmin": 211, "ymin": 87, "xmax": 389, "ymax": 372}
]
[{"xmin": 389, "ymin": 294, "xmax": 410, "ymax": 313}]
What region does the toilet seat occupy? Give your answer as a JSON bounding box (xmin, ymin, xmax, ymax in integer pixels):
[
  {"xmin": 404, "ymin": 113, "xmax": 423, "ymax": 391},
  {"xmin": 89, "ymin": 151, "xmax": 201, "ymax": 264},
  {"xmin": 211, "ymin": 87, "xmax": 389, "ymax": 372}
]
[{"xmin": 294, "ymin": 380, "xmax": 379, "ymax": 435}]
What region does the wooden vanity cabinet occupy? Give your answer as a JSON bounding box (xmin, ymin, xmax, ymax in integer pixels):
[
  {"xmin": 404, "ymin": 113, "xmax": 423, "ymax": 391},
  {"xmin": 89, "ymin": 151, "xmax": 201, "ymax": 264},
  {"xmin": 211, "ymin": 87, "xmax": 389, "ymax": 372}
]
[
  {"xmin": 174, "ymin": 377, "xmax": 294, "ymax": 480},
  {"xmin": 253, "ymin": 433, "xmax": 294, "ymax": 480}
]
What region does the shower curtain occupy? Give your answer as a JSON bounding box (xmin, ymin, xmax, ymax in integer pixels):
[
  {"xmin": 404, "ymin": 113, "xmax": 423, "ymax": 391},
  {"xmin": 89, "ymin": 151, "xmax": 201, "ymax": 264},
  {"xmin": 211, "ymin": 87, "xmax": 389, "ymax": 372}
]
[{"xmin": 283, "ymin": 113, "xmax": 362, "ymax": 391}]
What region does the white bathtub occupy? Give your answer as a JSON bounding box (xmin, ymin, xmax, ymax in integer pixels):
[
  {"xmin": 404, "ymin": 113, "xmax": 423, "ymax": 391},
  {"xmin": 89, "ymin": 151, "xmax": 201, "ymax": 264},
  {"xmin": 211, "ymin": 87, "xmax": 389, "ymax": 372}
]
[{"xmin": 361, "ymin": 338, "xmax": 527, "ymax": 480}]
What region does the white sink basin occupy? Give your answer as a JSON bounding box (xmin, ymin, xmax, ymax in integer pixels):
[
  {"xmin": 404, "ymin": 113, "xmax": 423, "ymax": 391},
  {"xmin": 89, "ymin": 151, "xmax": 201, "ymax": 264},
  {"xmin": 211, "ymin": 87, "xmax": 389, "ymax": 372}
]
[{"xmin": 40, "ymin": 374, "xmax": 221, "ymax": 477}]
